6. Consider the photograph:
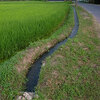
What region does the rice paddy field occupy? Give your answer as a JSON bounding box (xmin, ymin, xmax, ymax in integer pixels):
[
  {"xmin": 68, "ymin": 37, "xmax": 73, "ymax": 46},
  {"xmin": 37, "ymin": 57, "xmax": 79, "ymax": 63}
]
[
  {"xmin": 0, "ymin": 1, "xmax": 70, "ymax": 61},
  {"xmin": 0, "ymin": 1, "xmax": 73, "ymax": 100}
]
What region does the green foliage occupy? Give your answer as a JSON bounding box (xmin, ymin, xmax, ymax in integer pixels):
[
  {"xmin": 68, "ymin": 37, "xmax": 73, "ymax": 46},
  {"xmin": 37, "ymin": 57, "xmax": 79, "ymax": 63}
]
[
  {"xmin": 0, "ymin": 52, "xmax": 25, "ymax": 100},
  {"xmin": 0, "ymin": 2, "xmax": 73, "ymax": 100},
  {"xmin": 0, "ymin": 1, "xmax": 70, "ymax": 60}
]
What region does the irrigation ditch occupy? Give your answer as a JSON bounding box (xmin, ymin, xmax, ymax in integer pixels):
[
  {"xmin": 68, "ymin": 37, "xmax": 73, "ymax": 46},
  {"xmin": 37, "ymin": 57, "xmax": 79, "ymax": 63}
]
[{"xmin": 17, "ymin": 7, "xmax": 79, "ymax": 100}]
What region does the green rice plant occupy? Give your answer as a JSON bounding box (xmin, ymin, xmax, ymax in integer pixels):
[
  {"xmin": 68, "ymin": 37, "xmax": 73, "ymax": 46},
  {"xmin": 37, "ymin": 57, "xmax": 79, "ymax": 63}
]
[{"xmin": 0, "ymin": 1, "xmax": 70, "ymax": 60}]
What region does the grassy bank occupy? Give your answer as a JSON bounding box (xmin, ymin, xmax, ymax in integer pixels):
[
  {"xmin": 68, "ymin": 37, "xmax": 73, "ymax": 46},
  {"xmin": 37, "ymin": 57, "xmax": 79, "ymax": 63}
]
[
  {"xmin": 35, "ymin": 7, "xmax": 100, "ymax": 100},
  {"xmin": 0, "ymin": 5, "xmax": 74, "ymax": 100},
  {"xmin": 0, "ymin": 1, "xmax": 70, "ymax": 60}
]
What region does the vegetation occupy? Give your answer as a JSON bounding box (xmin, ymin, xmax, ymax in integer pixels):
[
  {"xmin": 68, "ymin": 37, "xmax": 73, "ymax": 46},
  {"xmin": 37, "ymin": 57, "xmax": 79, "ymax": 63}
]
[
  {"xmin": 35, "ymin": 7, "xmax": 100, "ymax": 100},
  {"xmin": 0, "ymin": 2, "xmax": 74, "ymax": 100},
  {"xmin": 0, "ymin": 1, "xmax": 70, "ymax": 61}
]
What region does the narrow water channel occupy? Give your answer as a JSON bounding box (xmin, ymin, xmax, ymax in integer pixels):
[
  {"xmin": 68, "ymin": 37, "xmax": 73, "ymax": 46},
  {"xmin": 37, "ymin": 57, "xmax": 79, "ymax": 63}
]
[{"xmin": 25, "ymin": 7, "xmax": 79, "ymax": 92}]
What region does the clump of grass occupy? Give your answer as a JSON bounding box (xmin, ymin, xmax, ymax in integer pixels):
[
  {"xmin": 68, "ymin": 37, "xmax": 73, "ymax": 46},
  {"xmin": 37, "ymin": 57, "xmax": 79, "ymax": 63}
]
[
  {"xmin": 35, "ymin": 7, "xmax": 100, "ymax": 100},
  {"xmin": 0, "ymin": 1, "xmax": 70, "ymax": 60}
]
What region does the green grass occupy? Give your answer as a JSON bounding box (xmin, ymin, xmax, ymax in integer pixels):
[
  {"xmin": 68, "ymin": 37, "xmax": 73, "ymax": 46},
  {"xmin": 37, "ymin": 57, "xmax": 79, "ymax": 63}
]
[
  {"xmin": 0, "ymin": 0, "xmax": 47, "ymax": 2},
  {"xmin": 0, "ymin": 3, "xmax": 74, "ymax": 100},
  {"xmin": 35, "ymin": 7, "xmax": 100, "ymax": 100},
  {"xmin": 0, "ymin": 1, "xmax": 70, "ymax": 60}
]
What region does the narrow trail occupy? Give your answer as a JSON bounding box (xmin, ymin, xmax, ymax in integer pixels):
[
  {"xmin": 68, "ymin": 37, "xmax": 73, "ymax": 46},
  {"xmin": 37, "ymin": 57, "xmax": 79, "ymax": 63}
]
[
  {"xmin": 78, "ymin": 2, "xmax": 100, "ymax": 23},
  {"xmin": 25, "ymin": 7, "xmax": 79, "ymax": 92}
]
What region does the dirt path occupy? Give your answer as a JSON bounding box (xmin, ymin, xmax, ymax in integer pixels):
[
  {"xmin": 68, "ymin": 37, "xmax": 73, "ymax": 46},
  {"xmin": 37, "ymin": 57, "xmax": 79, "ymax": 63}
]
[
  {"xmin": 78, "ymin": 2, "xmax": 100, "ymax": 23},
  {"xmin": 78, "ymin": 2, "xmax": 100, "ymax": 38}
]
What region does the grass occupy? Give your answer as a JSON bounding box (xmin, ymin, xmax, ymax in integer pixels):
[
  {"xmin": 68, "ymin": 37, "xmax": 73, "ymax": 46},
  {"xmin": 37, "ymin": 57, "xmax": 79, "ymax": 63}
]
[
  {"xmin": 0, "ymin": 2, "xmax": 74, "ymax": 100},
  {"xmin": 0, "ymin": 1, "xmax": 70, "ymax": 60},
  {"xmin": 35, "ymin": 7, "xmax": 100, "ymax": 100}
]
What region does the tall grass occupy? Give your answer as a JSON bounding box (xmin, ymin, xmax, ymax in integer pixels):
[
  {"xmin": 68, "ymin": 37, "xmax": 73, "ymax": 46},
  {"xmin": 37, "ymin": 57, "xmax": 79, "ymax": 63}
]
[{"xmin": 0, "ymin": 1, "xmax": 70, "ymax": 60}]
